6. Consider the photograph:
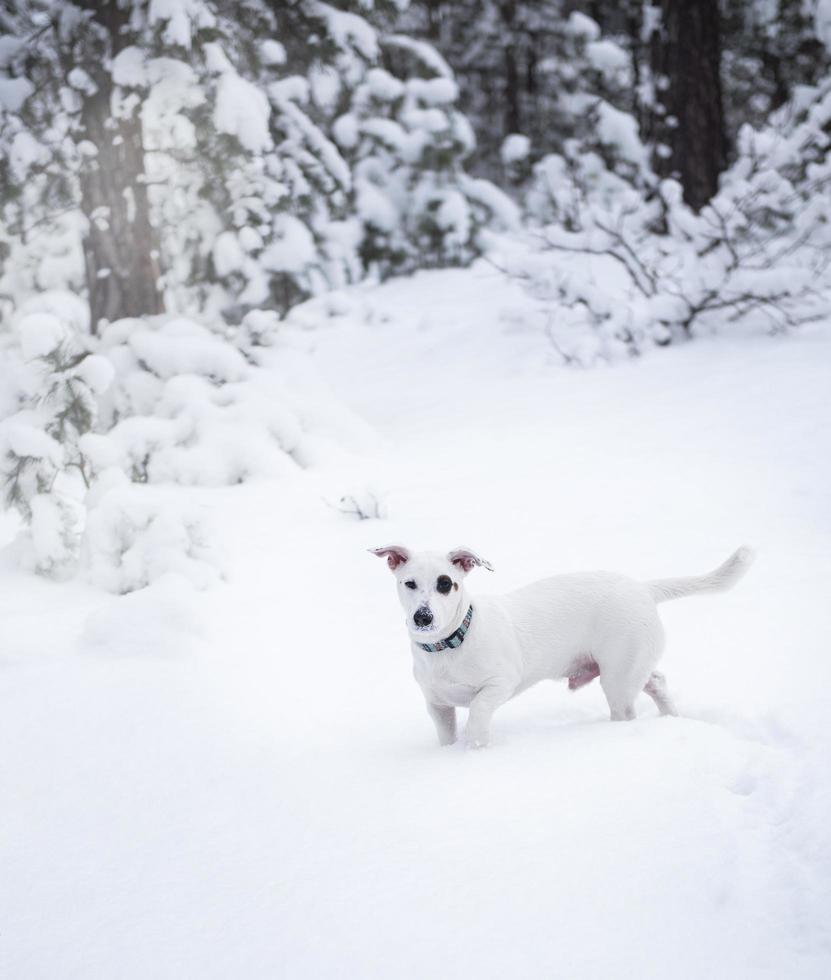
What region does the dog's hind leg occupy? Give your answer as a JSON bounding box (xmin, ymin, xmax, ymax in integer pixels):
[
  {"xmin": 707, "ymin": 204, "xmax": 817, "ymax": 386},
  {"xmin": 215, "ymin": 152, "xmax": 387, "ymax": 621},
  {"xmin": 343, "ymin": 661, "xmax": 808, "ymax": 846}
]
[
  {"xmin": 597, "ymin": 650, "xmax": 644, "ymax": 720},
  {"xmin": 643, "ymin": 671, "xmax": 678, "ymax": 716},
  {"xmin": 603, "ymin": 696, "xmax": 637, "ymax": 721},
  {"xmin": 599, "ymin": 611, "xmax": 666, "ymax": 722},
  {"xmin": 599, "ymin": 668, "xmax": 639, "ymax": 721},
  {"xmin": 426, "ymin": 702, "xmax": 457, "ymax": 746}
]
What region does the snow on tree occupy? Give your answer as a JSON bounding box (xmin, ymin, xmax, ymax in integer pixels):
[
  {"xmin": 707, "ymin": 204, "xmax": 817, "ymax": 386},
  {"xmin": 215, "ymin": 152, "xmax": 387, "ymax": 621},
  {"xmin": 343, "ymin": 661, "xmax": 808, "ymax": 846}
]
[
  {"xmin": 0, "ymin": 0, "xmax": 512, "ymax": 583},
  {"xmin": 2, "ymin": 0, "xmax": 831, "ymax": 586},
  {"xmin": 0, "ymin": 2, "xmax": 165, "ymax": 331},
  {"xmin": 328, "ymin": 13, "xmax": 518, "ymax": 278},
  {"xmin": 721, "ymin": 0, "xmax": 831, "ymax": 132},
  {"xmin": 500, "ymin": 73, "xmax": 831, "ymax": 363},
  {"xmin": 1, "ymin": 0, "xmax": 509, "ymax": 327},
  {"xmin": 0, "ymin": 297, "xmax": 376, "ymax": 584},
  {"xmin": 396, "ymin": 2, "xmax": 639, "ymax": 183},
  {"xmin": 0, "ymin": 309, "xmax": 109, "ymax": 575}
]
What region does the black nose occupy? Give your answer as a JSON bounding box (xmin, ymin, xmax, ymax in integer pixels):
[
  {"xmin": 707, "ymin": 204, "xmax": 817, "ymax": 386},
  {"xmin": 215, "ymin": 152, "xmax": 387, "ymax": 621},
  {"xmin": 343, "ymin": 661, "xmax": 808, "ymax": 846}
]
[{"xmin": 414, "ymin": 607, "xmax": 433, "ymax": 628}]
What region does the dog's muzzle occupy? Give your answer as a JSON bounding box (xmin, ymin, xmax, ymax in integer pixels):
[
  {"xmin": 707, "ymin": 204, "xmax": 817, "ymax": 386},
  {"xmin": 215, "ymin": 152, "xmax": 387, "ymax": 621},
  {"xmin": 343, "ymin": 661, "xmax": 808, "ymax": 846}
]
[{"xmin": 413, "ymin": 606, "xmax": 433, "ymax": 628}]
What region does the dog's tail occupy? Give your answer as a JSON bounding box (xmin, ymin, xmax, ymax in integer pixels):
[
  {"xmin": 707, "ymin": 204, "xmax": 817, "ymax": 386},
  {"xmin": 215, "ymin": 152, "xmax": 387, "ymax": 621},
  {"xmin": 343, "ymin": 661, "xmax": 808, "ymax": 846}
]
[{"xmin": 647, "ymin": 546, "xmax": 755, "ymax": 604}]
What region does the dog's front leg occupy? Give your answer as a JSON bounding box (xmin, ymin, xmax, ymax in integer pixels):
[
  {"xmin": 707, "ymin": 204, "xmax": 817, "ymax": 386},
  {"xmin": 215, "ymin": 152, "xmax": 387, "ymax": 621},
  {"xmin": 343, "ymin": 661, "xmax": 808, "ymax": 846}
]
[
  {"xmin": 464, "ymin": 682, "xmax": 514, "ymax": 748},
  {"xmin": 426, "ymin": 702, "xmax": 457, "ymax": 746}
]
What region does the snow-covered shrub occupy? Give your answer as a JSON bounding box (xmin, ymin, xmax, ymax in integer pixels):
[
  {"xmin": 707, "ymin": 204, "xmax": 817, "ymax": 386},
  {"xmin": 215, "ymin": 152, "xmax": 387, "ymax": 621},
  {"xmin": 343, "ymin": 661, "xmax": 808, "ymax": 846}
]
[
  {"xmin": 504, "ymin": 77, "xmax": 831, "ymax": 363},
  {"xmin": 0, "ymin": 311, "xmax": 112, "ymax": 574},
  {"xmin": 0, "ymin": 301, "xmax": 371, "ymax": 586},
  {"xmin": 83, "ymin": 482, "xmax": 221, "ymax": 594},
  {"xmin": 92, "ymin": 315, "xmax": 308, "ymax": 486}
]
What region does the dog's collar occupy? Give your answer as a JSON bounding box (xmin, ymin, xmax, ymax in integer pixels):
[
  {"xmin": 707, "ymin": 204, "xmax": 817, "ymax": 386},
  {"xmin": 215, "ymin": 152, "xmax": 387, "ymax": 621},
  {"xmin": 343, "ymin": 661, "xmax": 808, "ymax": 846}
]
[{"xmin": 416, "ymin": 604, "xmax": 474, "ymax": 653}]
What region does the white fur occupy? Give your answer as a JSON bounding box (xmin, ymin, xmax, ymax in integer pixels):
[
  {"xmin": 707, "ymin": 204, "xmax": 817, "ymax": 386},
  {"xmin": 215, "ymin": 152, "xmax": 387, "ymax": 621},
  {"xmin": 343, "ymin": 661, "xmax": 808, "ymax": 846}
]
[{"xmin": 371, "ymin": 545, "xmax": 755, "ymax": 747}]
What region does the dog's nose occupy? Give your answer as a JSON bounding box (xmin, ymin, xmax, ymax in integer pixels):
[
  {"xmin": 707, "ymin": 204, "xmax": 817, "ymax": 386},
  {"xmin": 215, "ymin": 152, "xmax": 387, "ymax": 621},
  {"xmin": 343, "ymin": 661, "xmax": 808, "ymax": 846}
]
[{"xmin": 414, "ymin": 607, "xmax": 433, "ymax": 628}]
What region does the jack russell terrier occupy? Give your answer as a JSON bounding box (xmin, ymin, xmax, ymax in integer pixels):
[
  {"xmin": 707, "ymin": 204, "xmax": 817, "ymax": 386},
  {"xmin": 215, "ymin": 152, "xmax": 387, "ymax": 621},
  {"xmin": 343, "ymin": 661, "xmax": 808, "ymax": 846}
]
[{"xmin": 370, "ymin": 545, "xmax": 754, "ymax": 747}]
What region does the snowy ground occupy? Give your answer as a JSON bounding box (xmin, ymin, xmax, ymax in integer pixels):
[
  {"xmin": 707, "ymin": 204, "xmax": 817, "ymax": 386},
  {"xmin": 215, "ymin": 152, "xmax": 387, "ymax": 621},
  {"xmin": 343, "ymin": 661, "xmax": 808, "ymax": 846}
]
[{"xmin": 2, "ymin": 264, "xmax": 830, "ymax": 978}]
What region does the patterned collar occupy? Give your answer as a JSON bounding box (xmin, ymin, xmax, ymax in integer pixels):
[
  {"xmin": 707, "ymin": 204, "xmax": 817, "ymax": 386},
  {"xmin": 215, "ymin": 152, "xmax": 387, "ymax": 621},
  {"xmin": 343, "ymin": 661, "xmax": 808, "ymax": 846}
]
[{"xmin": 417, "ymin": 604, "xmax": 474, "ymax": 653}]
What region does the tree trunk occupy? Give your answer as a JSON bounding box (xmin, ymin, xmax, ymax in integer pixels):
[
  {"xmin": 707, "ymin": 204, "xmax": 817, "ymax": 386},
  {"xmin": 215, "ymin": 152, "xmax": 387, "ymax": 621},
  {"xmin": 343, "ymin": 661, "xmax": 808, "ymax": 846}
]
[
  {"xmin": 499, "ymin": 1, "xmax": 521, "ymax": 135},
  {"xmin": 78, "ymin": 2, "xmax": 163, "ymax": 333},
  {"xmin": 651, "ymin": 0, "xmax": 727, "ymax": 210}
]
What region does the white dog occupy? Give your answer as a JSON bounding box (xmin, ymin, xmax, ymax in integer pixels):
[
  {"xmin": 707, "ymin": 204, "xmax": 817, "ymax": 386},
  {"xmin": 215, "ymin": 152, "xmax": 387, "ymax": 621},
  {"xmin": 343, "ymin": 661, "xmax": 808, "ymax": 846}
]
[{"xmin": 370, "ymin": 545, "xmax": 754, "ymax": 747}]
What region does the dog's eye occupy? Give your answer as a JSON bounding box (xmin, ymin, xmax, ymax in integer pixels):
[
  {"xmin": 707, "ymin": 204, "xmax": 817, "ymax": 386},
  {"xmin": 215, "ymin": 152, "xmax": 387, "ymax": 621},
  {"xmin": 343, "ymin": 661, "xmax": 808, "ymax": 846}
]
[
  {"xmin": 404, "ymin": 580, "xmax": 417, "ymax": 590},
  {"xmin": 436, "ymin": 575, "xmax": 453, "ymax": 594}
]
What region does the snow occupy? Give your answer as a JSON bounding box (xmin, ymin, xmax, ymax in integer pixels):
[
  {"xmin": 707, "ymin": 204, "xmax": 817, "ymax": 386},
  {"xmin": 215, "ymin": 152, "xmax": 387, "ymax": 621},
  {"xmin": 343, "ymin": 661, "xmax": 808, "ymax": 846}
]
[
  {"xmin": 81, "ymin": 572, "xmax": 206, "ymax": 657},
  {"xmin": 214, "ymin": 71, "xmax": 271, "ymax": 153},
  {"xmin": 406, "ymin": 76, "xmax": 459, "ymax": 105},
  {"xmin": 111, "ymin": 46, "xmax": 147, "ymax": 87},
  {"xmin": 434, "ymin": 188, "xmax": 471, "ymax": 245},
  {"xmin": 314, "ymin": 1, "xmax": 378, "ymax": 60},
  {"xmin": 9, "ymin": 131, "xmax": 47, "ymax": 182},
  {"xmin": 385, "ymin": 34, "xmax": 454, "ymax": 78},
  {"xmin": 365, "ymin": 67, "xmax": 405, "ymax": 102},
  {"xmin": 0, "ymin": 414, "xmax": 62, "ymax": 463},
  {"xmin": 356, "ymin": 179, "xmax": 398, "ymax": 231},
  {"xmin": 501, "ymin": 133, "xmax": 531, "ymax": 165},
  {"xmin": 67, "ymin": 66, "xmax": 96, "ymax": 94},
  {"xmin": 267, "ymin": 75, "xmax": 309, "ymax": 104},
  {"xmin": 816, "ymin": 0, "xmax": 831, "ymax": 52},
  {"xmin": 401, "ymin": 104, "xmax": 447, "ymax": 134},
  {"xmin": 587, "ymin": 39, "xmax": 630, "ymax": 77},
  {"xmin": 595, "ymin": 100, "xmax": 648, "ymax": 168},
  {"xmin": 332, "ymin": 112, "xmax": 360, "ymax": 149},
  {"xmin": 127, "ymin": 319, "xmax": 248, "ymax": 383},
  {"xmin": 260, "ymin": 39, "xmax": 286, "ymax": 67},
  {"xmin": 259, "ymin": 214, "xmax": 317, "ymax": 274},
  {"xmin": 75, "ymin": 354, "xmax": 115, "ymax": 395},
  {"xmin": 567, "ymin": 11, "xmax": 601, "ymax": 42},
  {"xmin": 309, "ymin": 64, "xmax": 340, "ymax": 110},
  {"xmin": 2, "ymin": 264, "xmax": 830, "ymax": 978},
  {"xmin": 460, "ymin": 175, "xmax": 522, "ymax": 231},
  {"xmin": 277, "ymin": 97, "xmax": 351, "ymax": 189},
  {"xmin": 17, "ymin": 311, "xmax": 68, "ymax": 360},
  {"xmin": 0, "ymin": 74, "xmax": 33, "ymax": 111},
  {"xmin": 83, "ymin": 485, "xmax": 222, "ymax": 593},
  {"xmin": 0, "ymin": 35, "xmax": 24, "ymax": 69},
  {"xmin": 148, "ymin": 0, "xmax": 216, "ymax": 49},
  {"xmin": 203, "ymin": 41, "xmax": 233, "ymax": 75},
  {"xmin": 211, "ymin": 230, "xmax": 247, "ymax": 277},
  {"xmin": 27, "ymin": 493, "xmax": 76, "ymax": 575}
]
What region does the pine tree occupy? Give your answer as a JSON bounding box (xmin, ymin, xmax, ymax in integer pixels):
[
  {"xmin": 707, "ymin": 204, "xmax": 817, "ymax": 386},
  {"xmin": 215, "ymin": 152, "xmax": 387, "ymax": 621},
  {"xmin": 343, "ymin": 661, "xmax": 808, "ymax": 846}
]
[
  {"xmin": 0, "ymin": 2, "xmax": 165, "ymax": 331},
  {"xmin": 1, "ymin": 1, "xmax": 504, "ymax": 325},
  {"xmin": 397, "ymin": 1, "xmax": 640, "ymax": 185},
  {"xmin": 0, "ymin": 311, "xmax": 112, "ymax": 574}
]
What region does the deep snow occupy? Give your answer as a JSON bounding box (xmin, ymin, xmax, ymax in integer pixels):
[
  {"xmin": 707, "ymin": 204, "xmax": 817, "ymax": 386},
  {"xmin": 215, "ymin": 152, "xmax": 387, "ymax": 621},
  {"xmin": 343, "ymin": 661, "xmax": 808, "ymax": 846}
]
[{"xmin": 2, "ymin": 264, "xmax": 830, "ymax": 978}]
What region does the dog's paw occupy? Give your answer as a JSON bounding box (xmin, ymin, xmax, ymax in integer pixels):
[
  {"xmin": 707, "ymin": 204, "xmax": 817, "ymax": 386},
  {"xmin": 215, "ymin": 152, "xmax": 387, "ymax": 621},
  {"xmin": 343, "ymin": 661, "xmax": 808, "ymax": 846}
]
[{"xmin": 464, "ymin": 731, "xmax": 490, "ymax": 749}]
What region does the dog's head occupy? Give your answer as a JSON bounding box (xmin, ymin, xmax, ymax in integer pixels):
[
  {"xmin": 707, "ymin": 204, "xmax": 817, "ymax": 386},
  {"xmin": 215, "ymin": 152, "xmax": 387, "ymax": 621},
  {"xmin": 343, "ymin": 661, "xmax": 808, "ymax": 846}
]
[{"xmin": 369, "ymin": 546, "xmax": 493, "ymax": 640}]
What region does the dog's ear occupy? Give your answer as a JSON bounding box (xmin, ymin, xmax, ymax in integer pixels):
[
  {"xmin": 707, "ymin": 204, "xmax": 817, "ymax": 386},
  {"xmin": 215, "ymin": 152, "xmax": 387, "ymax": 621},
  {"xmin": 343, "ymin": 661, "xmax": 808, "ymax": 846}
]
[
  {"xmin": 447, "ymin": 548, "xmax": 493, "ymax": 574},
  {"xmin": 369, "ymin": 545, "xmax": 411, "ymax": 571}
]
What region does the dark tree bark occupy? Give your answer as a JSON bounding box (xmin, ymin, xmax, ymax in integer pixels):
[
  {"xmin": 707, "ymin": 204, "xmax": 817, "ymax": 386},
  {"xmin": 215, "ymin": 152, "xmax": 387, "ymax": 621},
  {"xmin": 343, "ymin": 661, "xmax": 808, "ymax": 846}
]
[
  {"xmin": 623, "ymin": 0, "xmax": 644, "ymax": 129},
  {"xmin": 650, "ymin": 0, "xmax": 727, "ymax": 211},
  {"xmin": 77, "ymin": 2, "xmax": 163, "ymax": 332},
  {"xmin": 499, "ymin": 1, "xmax": 521, "ymax": 135},
  {"xmin": 424, "ymin": 0, "xmax": 442, "ymax": 40}
]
